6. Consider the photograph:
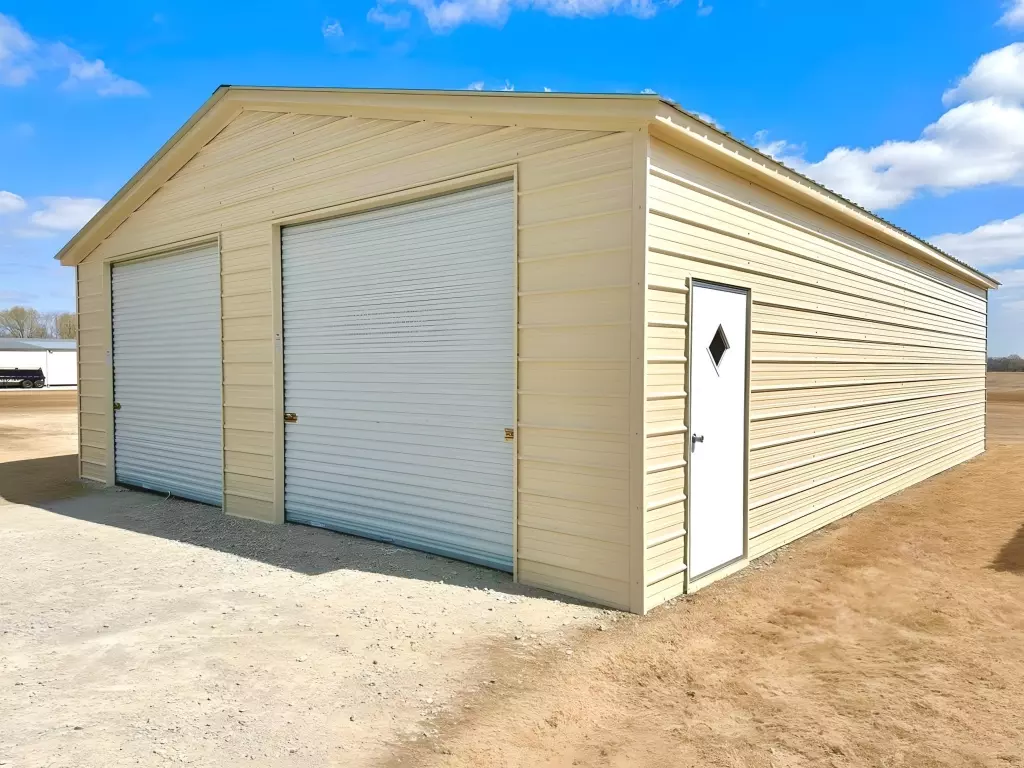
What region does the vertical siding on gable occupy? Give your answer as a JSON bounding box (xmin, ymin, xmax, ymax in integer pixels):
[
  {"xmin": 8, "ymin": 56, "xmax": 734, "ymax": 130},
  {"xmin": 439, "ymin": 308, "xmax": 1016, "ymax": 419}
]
[
  {"xmin": 644, "ymin": 137, "xmax": 987, "ymax": 601},
  {"xmin": 76, "ymin": 111, "xmax": 638, "ymax": 610}
]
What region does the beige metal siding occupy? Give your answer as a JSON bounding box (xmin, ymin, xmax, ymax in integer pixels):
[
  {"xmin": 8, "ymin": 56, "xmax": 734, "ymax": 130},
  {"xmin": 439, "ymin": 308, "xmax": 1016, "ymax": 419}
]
[
  {"xmin": 644, "ymin": 137, "xmax": 987, "ymax": 607},
  {"xmin": 644, "ymin": 257, "xmax": 689, "ymax": 608},
  {"xmin": 516, "ymin": 133, "xmax": 636, "ymax": 609},
  {"xmin": 77, "ymin": 260, "xmax": 109, "ymax": 482},
  {"xmin": 76, "ymin": 110, "xmax": 637, "ymax": 610}
]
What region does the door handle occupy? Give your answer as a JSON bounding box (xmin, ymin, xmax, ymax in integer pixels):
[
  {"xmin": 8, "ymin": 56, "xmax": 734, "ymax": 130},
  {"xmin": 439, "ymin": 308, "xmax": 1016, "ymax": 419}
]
[{"xmin": 691, "ymin": 433, "xmax": 704, "ymax": 451}]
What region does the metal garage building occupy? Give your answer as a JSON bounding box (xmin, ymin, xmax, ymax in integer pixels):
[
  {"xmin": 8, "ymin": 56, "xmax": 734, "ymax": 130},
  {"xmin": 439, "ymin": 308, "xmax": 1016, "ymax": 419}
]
[
  {"xmin": 0, "ymin": 338, "xmax": 77, "ymax": 387},
  {"xmin": 56, "ymin": 88, "xmax": 996, "ymax": 613}
]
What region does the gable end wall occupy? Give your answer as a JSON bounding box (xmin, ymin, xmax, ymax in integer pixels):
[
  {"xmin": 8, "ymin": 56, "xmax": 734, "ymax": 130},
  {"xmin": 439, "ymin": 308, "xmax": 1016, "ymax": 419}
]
[{"xmin": 76, "ymin": 110, "xmax": 645, "ymax": 611}]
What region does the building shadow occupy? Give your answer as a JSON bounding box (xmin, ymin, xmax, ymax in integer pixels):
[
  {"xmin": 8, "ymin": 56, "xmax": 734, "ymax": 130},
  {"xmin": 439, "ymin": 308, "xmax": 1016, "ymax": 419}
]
[
  {"xmin": 992, "ymin": 522, "xmax": 1024, "ymax": 574},
  {"xmin": 0, "ymin": 453, "xmax": 592, "ymax": 607},
  {"xmin": 0, "ymin": 453, "xmax": 86, "ymax": 506}
]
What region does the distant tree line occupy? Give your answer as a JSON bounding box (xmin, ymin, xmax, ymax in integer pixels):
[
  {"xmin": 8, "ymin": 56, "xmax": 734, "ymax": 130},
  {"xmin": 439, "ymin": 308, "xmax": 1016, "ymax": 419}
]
[
  {"xmin": 0, "ymin": 306, "xmax": 77, "ymax": 340},
  {"xmin": 988, "ymin": 355, "xmax": 1024, "ymax": 372}
]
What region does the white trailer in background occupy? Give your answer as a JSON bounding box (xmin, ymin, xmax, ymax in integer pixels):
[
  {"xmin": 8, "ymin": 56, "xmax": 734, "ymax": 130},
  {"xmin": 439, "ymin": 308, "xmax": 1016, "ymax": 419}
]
[{"xmin": 0, "ymin": 338, "xmax": 77, "ymax": 387}]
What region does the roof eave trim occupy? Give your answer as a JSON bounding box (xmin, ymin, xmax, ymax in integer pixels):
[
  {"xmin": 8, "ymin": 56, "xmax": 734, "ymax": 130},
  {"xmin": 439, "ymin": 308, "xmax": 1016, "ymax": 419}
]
[
  {"xmin": 56, "ymin": 86, "xmax": 233, "ymax": 266},
  {"xmin": 649, "ymin": 109, "xmax": 998, "ymax": 291},
  {"xmin": 54, "ymin": 86, "xmax": 996, "ymax": 291}
]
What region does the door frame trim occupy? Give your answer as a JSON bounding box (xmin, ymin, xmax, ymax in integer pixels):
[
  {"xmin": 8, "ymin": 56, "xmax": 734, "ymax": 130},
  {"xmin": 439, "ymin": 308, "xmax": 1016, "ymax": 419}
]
[
  {"xmin": 684, "ymin": 278, "xmax": 752, "ymax": 591},
  {"xmin": 270, "ymin": 167, "xmax": 520, "ymax": 577}
]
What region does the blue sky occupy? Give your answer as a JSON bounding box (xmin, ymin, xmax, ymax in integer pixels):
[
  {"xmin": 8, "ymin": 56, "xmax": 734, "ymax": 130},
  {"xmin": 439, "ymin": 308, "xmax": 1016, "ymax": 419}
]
[{"xmin": 1, "ymin": 0, "xmax": 1022, "ymax": 354}]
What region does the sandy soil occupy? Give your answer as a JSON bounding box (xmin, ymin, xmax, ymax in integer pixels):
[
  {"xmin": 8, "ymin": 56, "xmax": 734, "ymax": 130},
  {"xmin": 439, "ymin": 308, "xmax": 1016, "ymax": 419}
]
[
  {"xmin": 0, "ymin": 391, "xmax": 612, "ymax": 767},
  {"xmin": 0, "ymin": 389, "xmax": 78, "ymax": 462},
  {"xmin": 988, "ymin": 373, "xmax": 1024, "ymax": 444},
  {"xmin": 387, "ymin": 380, "xmax": 1024, "ymax": 768}
]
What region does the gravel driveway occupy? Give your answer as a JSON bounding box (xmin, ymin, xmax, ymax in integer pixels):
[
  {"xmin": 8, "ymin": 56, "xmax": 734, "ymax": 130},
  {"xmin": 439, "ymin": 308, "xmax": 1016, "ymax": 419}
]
[{"xmin": 0, "ymin": 392, "xmax": 612, "ymax": 767}]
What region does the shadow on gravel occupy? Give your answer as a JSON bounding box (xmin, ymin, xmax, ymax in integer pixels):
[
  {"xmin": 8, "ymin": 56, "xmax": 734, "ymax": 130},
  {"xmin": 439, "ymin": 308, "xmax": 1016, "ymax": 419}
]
[
  {"xmin": 0, "ymin": 453, "xmax": 588, "ymax": 605},
  {"xmin": 0, "ymin": 454, "xmax": 85, "ymax": 505},
  {"xmin": 992, "ymin": 522, "xmax": 1024, "ymax": 574}
]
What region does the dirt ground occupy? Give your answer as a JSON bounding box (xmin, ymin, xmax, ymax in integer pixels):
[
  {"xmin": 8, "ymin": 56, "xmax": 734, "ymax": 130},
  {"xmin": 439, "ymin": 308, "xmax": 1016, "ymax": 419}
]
[
  {"xmin": 987, "ymin": 372, "xmax": 1024, "ymax": 444},
  {"xmin": 389, "ymin": 374, "xmax": 1024, "ymax": 768},
  {"xmin": 0, "ymin": 390, "xmax": 613, "ymax": 767},
  {"xmin": 2, "ymin": 377, "xmax": 1023, "ymax": 767},
  {"xmin": 0, "ymin": 389, "xmax": 78, "ymax": 462}
]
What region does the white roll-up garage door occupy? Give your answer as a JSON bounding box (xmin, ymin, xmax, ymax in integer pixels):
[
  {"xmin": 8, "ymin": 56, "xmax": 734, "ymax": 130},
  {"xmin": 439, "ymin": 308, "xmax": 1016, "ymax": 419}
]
[
  {"xmin": 112, "ymin": 244, "xmax": 223, "ymax": 506},
  {"xmin": 282, "ymin": 182, "xmax": 515, "ymax": 570}
]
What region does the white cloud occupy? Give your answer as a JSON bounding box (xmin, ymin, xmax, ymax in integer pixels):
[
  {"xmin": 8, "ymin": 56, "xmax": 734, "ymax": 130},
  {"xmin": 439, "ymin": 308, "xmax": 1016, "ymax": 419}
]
[
  {"xmin": 0, "ymin": 290, "xmax": 39, "ymax": 302},
  {"xmin": 1000, "ymin": 0, "xmax": 1024, "ymax": 28},
  {"xmin": 367, "ymin": 5, "xmax": 413, "ymax": 28},
  {"xmin": 754, "ymin": 130, "xmax": 802, "ymax": 160},
  {"xmin": 930, "ymin": 214, "xmax": 1024, "ymax": 270},
  {"xmin": 942, "ymin": 43, "xmax": 1024, "ymax": 106},
  {"xmin": 465, "ymin": 79, "xmax": 515, "ymax": 91},
  {"xmin": 0, "ymin": 13, "xmax": 145, "ymax": 96},
  {"xmin": 0, "ymin": 191, "xmax": 101, "ymax": 238},
  {"xmin": 58, "ymin": 44, "xmax": 147, "ymax": 96},
  {"xmin": 696, "ymin": 0, "xmax": 712, "ymax": 16},
  {"xmin": 640, "ymin": 87, "xmax": 656, "ymax": 94},
  {"xmin": 322, "ymin": 18, "xmax": 344, "ymax": 37},
  {"xmin": 29, "ymin": 197, "xmax": 104, "ymax": 231},
  {"xmin": 999, "ymin": 297, "xmax": 1024, "ymax": 315},
  {"xmin": 0, "ymin": 13, "xmax": 34, "ymax": 86},
  {"xmin": 990, "ymin": 266, "xmax": 1024, "ymax": 288},
  {"xmin": 12, "ymin": 227, "xmax": 58, "ymax": 239},
  {"xmin": 0, "ymin": 191, "xmax": 26, "ymax": 214},
  {"xmin": 752, "ymin": 43, "xmax": 1024, "ymax": 210},
  {"xmin": 379, "ymin": 0, "xmax": 679, "ymax": 32},
  {"xmin": 543, "ymin": 86, "xmax": 552, "ymax": 92},
  {"xmin": 694, "ymin": 111, "xmax": 720, "ymax": 128}
]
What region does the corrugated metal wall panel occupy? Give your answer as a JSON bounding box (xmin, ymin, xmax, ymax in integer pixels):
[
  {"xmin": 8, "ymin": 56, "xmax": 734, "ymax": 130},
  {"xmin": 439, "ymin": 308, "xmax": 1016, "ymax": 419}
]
[
  {"xmin": 77, "ymin": 262, "xmax": 107, "ymax": 482},
  {"xmin": 282, "ymin": 183, "xmax": 515, "ymax": 571},
  {"xmin": 643, "ymin": 275, "xmax": 689, "ymax": 609},
  {"xmin": 516, "ymin": 136, "xmax": 635, "ymax": 609},
  {"xmin": 112, "ymin": 245, "xmax": 223, "ymax": 505},
  {"xmin": 644, "ymin": 136, "xmax": 988, "ymax": 603}
]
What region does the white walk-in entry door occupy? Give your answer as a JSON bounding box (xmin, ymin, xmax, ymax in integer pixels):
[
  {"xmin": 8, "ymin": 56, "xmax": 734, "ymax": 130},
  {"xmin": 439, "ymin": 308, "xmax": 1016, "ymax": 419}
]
[
  {"xmin": 688, "ymin": 281, "xmax": 749, "ymax": 580},
  {"xmin": 112, "ymin": 245, "xmax": 223, "ymax": 506},
  {"xmin": 282, "ymin": 183, "xmax": 515, "ymax": 571}
]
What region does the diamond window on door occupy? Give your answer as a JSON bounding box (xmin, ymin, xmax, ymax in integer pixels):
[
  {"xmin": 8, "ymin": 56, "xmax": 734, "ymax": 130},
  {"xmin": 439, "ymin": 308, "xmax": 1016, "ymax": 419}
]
[{"xmin": 708, "ymin": 324, "xmax": 730, "ymax": 370}]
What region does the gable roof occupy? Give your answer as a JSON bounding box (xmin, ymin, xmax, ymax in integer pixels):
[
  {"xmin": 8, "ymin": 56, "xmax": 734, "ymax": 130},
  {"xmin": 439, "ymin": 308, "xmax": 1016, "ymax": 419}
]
[{"xmin": 55, "ymin": 86, "xmax": 998, "ymax": 290}]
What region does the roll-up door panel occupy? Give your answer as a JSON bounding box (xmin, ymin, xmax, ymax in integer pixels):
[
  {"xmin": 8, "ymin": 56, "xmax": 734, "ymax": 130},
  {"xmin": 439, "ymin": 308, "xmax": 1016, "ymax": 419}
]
[
  {"xmin": 282, "ymin": 182, "xmax": 515, "ymax": 570},
  {"xmin": 112, "ymin": 245, "xmax": 223, "ymax": 506}
]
